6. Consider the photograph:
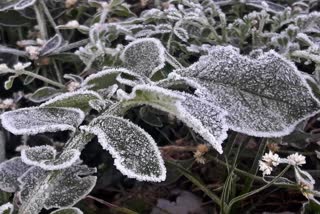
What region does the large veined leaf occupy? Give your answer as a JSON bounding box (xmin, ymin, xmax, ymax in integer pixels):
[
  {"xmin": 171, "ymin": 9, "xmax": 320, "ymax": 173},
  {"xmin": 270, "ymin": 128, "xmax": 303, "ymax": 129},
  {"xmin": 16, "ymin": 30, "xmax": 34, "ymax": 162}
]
[
  {"xmin": 175, "ymin": 46, "xmax": 320, "ymax": 137},
  {"xmin": 120, "ymin": 38, "xmax": 166, "ymax": 77},
  {"xmin": 50, "ymin": 207, "xmax": 83, "ymax": 214},
  {"xmin": 119, "ymin": 85, "xmax": 228, "ymax": 153},
  {"xmin": 81, "ymin": 115, "xmax": 166, "ymax": 182},
  {"xmin": 17, "ymin": 165, "xmax": 96, "ymax": 214},
  {"xmin": 81, "ymin": 68, "xmax": 142, "ymax": 91},
  {"xmin": 1, "ymin": 107, "xmax": 85, "ymax": 135},
  {"xmin": 21, "ymin": 145, "xmax": 80, "ymax": 170},
  {"xmin": 0, "ymin": 157, "xmax": 31, "ymax": 192},
  {"xmin": 40, "ymin": 90, "xmax": 103, "ymax": 112}
]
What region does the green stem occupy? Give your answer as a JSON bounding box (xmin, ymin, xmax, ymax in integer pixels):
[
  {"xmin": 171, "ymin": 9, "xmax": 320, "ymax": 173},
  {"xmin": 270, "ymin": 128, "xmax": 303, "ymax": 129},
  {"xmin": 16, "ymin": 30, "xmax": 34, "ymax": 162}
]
[
  {"xmin": 19, "ymin": 70, "xmax": 65, "ymax": 89},
  {"xmin": 33, "ymin": 3, "xmax": 48, "ymax": 39},
  {"xmin": 39, "ymin": 0, "xmax": 60, "ymax": 35},
  {"xmin": 224, "ymin": 165, "xmax": 291, "ymax": 213}
]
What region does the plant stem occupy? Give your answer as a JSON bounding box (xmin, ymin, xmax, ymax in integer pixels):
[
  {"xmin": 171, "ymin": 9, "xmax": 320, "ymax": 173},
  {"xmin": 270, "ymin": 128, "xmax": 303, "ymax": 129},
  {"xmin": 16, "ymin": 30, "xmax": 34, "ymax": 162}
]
[
  {"xmin": 224, "ymin": 165, "xmax": 291, "ymax": 213},
  {"xmin": 39, "ymin": 0, "xmax": 60, "ymax": 35},
  {"xmin": 18, "ymin": 70, "xmax": 65, "ymax": 89},
  {"xmin": 33, "ymin": 3, "xmax": 48, "ymax": 39}
]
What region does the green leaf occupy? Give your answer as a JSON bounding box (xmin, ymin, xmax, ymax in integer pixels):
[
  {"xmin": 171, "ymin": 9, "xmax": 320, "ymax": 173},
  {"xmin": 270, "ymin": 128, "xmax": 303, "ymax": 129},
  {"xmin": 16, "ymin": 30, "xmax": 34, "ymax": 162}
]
[
  {"xmin": 40, "ymin": 91, "xmax": 103, "ymax": 112},
  {"xmin": 50, "ymin": 207, "xmax": 83, "ymax": 214},
  {"xmin": 0, "ymin": 203, "xmax": 13, "ymax": 214},
  {"xmin": 27, "ymin": 87, "xmax": 64, "ymax": 103},
  {"xmin": 81, "ymin": 115, "xmax": 166, "ymax": 182},
  {"xmin": 175, "ymin": 46, "xmax": 320, "ymax": 137},
  {"xmin": 1, "ymin": 107, "xmax": 85, "ymax": 135},
  {"xmin": 18, "ymin": 165, "xmax": 96, "ymax": 214}
]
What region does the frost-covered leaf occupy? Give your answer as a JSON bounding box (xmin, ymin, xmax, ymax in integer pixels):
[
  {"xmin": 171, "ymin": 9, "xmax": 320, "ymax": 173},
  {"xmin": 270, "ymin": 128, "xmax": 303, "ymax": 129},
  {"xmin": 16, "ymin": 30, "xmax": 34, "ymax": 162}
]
[
  {"xmin": 89, "ymin": 99, "xmax": 113, "ymax": 112},
  {"xmin": 40, "ymin": 34, "xmax": 63, "ymax": 56},
  {"xmin": 1, "ymin": 107, "xmax": 85, "ymax": 135},
  {"xmin": 0, "ymin": 0, "xmax": 19, "ymax": 11},
  {"xmin": 4, "ymin": 75, "xmax": 17, "ymax": 90},
  {"xmin": 120, "ymin": 38, "xmax": 166, "ymax": 77},
  {"xmin": 27, "ymin": 87, "xmax": 63, "ymax": 103},
  {"xmin": 175, "ymin": 46, "xmax": 320, "ymax": 137},
  {"xmin": 120, "ymin": 85, "xmax": 228, "ymax": 153},
  {"xmin": 14, "ymin": 0, "xmax": 36, "ymax": 10},
  {"xmin": 81, "ymin": 115, "xmax": 166, "ymax": 182},
  {"xmin": 82, "ymin": 68, "xmax": 142, "ymax": 90},
  {"xmin": 0, "ymin": 157, "xmax": 31, "ymax": 192},
  {"xmin": 246, "ymin": 0, "xmax": 285, "ymax": 13},
  {"xmin": 40, "ymin": 91, "xmax": 103, "ymax": 112},
  {"xmin": 173, "ymin": 26, "xmax": 189, "ymax": 42},
  {"xmin": 50, "ymin": 207, "xmax": 83, "ymax": 214},
  {"xmin": 18, "ymin": 165, "xmax": 96, "ymax": 214},
  {"xmin": 21, "ymin": 145, "xmax": 80, "ymax": 170},
  {"xmin": 0, "ymin": 202, "xmax": 13, "ymax": 214}
]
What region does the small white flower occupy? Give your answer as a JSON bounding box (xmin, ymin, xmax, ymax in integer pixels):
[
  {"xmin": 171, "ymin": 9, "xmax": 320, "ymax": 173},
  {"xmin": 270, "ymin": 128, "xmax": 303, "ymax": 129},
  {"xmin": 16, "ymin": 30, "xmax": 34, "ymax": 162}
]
[
  {"xmin": 287, "ymin": 153, "xmax": 306, "ymax": 166},
  {"xmin": 2, "ymin": 98, "xmax": 13, "ymax": 106},
  {"xmin": 0, "ymin": 63, "xmax": 9, "ymax": 70},
  {"xmin": 262, "ymin": 151, "xmax": 280, "ymax": 167},
  {"xmin": 65, "ymin": 20, "xmax": 80, "ymax": 28},
  {"xmin": 13, "ymin": 62, "xmax": 31, "ymax": 70},
  {"xmin": 259, "ymin": 160, "xmax": 272, "ymax": 176},
  {"xmin": 25, "ymin": 46, "xmax": 40, "ymax": 60}
]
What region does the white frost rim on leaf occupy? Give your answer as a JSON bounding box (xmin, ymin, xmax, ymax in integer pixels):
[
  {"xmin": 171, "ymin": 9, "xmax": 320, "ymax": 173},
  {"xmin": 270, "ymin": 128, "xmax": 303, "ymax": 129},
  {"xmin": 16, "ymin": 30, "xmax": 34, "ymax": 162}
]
[
  {"xmin": 81, "ymin": 68, "xmax": 142, "ymax": 88},
  {"xmin": 80, "ymin": 116, "xmax": 167, "ymax": 182},
  {"xmin": 120, "ymin": 38, "xmax": 166, "ymax": 77},
  {"xmin": 123, "ymin": 85, "xmax": 228, "ymax": 153},
  {"xmin": 0, "ymin": 107, "xmax": 85, "ymax": 135},
  {"xmin": 50, "ymin": 207, "xmax": 83, "ymax": 214},
  {"xmin": 21, "ymin": 145, "xmax": 81, "ymax": 170},
  {"xmin": 0, "ymin": 202, "xmax": 13, "ymax": 214},
  {"xmin": 40, "ymin": 90, "xmax": 103, "ymax": 107}
]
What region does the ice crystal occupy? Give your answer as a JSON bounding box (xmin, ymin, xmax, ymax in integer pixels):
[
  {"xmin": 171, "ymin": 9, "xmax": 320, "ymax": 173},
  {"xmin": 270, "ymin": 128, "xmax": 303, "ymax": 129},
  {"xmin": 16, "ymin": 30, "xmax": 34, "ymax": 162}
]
[
  {"xmin": 40, "ymin": 90, "xmax": 103, "ymax": 112},
  {"xmin": 18, "ymin": 165, "xmax": 96, "ymax": 214},
  {"xmin": 0, "ymin": 157, "xmax": 30, "ymax": 192},
  {"xmin": 81, "ymin": 115, "xmax": 166, "ymax": 182},
  {"xmin": 175, "ymin": 46, "xmax": 320, "ymax": 137},
  {"xmin": 120, "ymin": 38, "xmax": 166, "ymax": 77},
  {"xmin": 1, "ymin": 107, "xmax": 85, "ymax": 135},
  {"xmin": 21, "ymin": 145, "xmax": 80, "ymax": 170}
]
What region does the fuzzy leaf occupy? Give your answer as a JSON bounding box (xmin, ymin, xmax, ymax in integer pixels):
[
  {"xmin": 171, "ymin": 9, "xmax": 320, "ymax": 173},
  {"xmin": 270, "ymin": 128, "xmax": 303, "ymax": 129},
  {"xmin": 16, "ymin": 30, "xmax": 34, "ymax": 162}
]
[
  {"xmin": 21, "ymin": 145, "xmax": 80, "ymax": 170},
  {"xmin": 120, "ymin": 38, "xmax": 166, "ymax": 77},
  {"xmin": 18, "ymin": 165, "xmax": 96, "ymax": 214},
  {"xmin": 40, "ymin": 91, "xmax": 103, "ymax": 112},
  {"xmin": 28, "ymin": 87, "xmax": 63, "ymax": 103},
  {"xmin": 0, "ymin": 203, "xmax": 13, "ymax": 214},
  {"xmin": 50, "ymin": 207, "xmax": 83, "ymax": 214},
  {"xmin": 175, "ymin": 46, "xmax": 320, "ymax": 137},
  {"xmin": 40, "ymin": 34, "xmax": 63, "ymax": 56},
  {"xmin": 0, "ymin": 157, "xmax": 31, "ymax": 192},
  {"xmin": 82, "ymin": 68, "xmax": 141, "ymax": 91},
  {"xmin": 121, "ymin": 85, "xmax": 228, "ymax": 153},
  {"xmin": 81, "ymin": 115, "xmax": 166, "ymax": 182},
  {"xmin": 1, "ymin": 107, "xmax": 85, "ymax": 135}
]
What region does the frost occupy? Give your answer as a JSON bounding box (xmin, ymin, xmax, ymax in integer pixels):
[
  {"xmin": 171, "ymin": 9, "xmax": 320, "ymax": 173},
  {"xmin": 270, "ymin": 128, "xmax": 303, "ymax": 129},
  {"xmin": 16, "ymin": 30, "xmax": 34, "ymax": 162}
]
[
  {"xmin": 81, "ymin": 115, "xmax": 166, "ymax": 182},
  {"xmin": 50, "ymin": 207, "xmax": 83, "ymax": 214},
  {"xmin": 173, "ymin": 26, "xmax": 189, "ymax": 42},
  {"xmin": 246, "ymin": 0, "xmax": 285, "ymax": 13},
  {"xmin": 0, "ymin": 157, "xmax": 31, "ymax": 192},
  {"xmin": 120, "ymin": 38, "xmax": 166, "ymax": 77},
  {"xmin": 21, "ymin": 145, "xmax": 80, "ymax": 170},
  {"xmin": 82, "ymin": 68, "xmax": 142, "ymax": 91},
  {"xmin": 18, "ymin": 165, "xmax": 96, "ymax": 214},
  {"xmin": 0, "ymin": 0, "xmax": 35, "ymax": 11},
  {"xmin": 27, "ymin": 87, "xmax": 63, "ymax": 103},
  {"xmin": 175, "ymin": 46, "xmax": 320, "ymax": 137},
  {"xmin": 122, "ymin": 85, "xmax": 228, "ymax": 153},
  {"xmin": 295, "ymin": 12, "xmax": 320, "ymax": 34},
  {"xmin": 14, "ymin": 0, "xmax": 35, "ymax": 10},
  {"xmin": 0, "ymin": 203, "xmax": 13, "ymax": 214},
  {"xmin": 1, "ymin": 107, "xmax": 85, "ymax": 135},
  {"xmin": 40, "ymin": 90, "xmax": 103, "ymax": 112},
  {"xmin": 39, "ymin": 34, "xmax": 63, "ymax": 56}
]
